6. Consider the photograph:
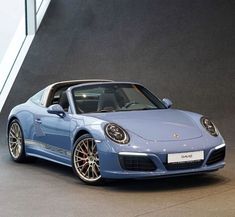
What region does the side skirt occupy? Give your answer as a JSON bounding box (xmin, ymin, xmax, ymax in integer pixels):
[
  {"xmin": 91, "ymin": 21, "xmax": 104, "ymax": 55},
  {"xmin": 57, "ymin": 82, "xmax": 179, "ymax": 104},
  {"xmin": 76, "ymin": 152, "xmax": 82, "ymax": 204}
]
[
  {"xmin": 26, "ymin": 152, "xmax": 72, "ymax": 167},
  {"xmin": 25, "ymin": 139, "xmax": 72, "ymax": 166}
]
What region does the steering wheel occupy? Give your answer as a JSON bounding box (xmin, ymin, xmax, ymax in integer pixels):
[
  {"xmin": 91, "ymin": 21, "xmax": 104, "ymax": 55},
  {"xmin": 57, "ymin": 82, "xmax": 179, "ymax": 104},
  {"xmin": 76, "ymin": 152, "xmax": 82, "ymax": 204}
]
[{"xmin": 123, "ymin": 101, "xmax": 138, "ymax": 108}]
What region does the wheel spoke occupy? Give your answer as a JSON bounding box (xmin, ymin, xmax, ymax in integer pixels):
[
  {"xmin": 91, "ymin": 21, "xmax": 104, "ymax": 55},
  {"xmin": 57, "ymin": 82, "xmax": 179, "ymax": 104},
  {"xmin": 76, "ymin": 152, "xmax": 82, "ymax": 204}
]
[
  {"xmin": 79, "ymin": 150, "xmax": 87, "ymax": 156},
  {"xmin": 91, "ymin": 140, "xmax": 96, "ymax": 152},
  {"xmin": 12, "ymin": 146, "xmax": 16, "ymax": 155},
  {"xmin": 9, "ymin": 130, "xmax": 16, "ymax": 139},
  {"xmin": 15, "ymin": 146, "xmax": 19, "ymax": 157},
  {"xmin": 10, "ymin": 141, "xmax": 17, "ymax": 148},
  {"xmin": 81, "ymin": 141, "xmax": 88, "ymax": 153},
  {"xmin": 75, "ymin": 155, "xmax": 87, "ymax": 161},
  {"xmin": 79, "ymin": 161, "xmax": 89, "ymax": 170},
  {"xmin": 13, "ymin": 144, "xmax": 18, "ymax": 156},
  {"xmin": 92, "ymin": 164, "xmax": 99, "ymax": 178},
  {"xmin": 84, "ymin": 165, "xmax": 90, "ymax": 177}
]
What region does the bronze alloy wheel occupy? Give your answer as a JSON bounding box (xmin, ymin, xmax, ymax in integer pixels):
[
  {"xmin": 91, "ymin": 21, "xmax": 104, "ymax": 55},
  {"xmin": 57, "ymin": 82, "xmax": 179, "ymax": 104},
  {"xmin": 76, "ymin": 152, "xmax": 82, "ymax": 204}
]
[
  {"xmin": 72, "ymin": 134, "xmax": 102, "ymax": 185},
  {"xmin": 8, "ymin": 120, "xmax": 26, "ymax": 162}
]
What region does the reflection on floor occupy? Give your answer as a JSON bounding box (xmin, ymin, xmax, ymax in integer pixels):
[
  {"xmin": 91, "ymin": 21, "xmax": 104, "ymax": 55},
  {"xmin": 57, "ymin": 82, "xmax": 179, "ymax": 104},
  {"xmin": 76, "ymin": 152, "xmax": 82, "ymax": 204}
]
[{"xmin": 0, "ymin": 143, "xmax": 234, "ymax": 217}]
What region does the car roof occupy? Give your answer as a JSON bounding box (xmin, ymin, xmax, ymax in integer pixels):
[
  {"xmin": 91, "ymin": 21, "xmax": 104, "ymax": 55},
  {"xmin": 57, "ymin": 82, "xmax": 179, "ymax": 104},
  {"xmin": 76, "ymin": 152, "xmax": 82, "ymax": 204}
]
[
  {"xmin": 47, "ymin": 79, "xmax": 113, "ymax": 88},
  {"xmin": 67, "ymin": 81, "xmax": 143, "ymax": 91}
]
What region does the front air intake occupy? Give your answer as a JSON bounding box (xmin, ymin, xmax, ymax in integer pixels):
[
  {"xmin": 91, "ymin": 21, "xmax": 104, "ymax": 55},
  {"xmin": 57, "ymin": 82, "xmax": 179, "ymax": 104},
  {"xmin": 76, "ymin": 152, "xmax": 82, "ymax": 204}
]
[
  {"xmin": 119, "ymin": 155, "xmax": 157, "ymax": 171},
  {"xmin": 206, "ymin": 147, "xmax": 225, "ymax": 165}
]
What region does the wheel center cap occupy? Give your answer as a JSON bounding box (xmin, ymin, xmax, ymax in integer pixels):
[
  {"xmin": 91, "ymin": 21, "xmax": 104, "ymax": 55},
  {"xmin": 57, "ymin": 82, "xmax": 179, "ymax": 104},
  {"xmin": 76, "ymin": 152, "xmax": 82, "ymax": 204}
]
[{"xmin": 88, "ymin": 156, "xmax": 95, "ymax": 163}]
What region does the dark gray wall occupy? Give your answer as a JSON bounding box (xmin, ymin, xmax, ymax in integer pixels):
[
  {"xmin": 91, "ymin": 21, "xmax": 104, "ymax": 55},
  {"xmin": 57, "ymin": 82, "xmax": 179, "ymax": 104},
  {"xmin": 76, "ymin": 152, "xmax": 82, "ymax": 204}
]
[{"xmin": 1, "ymin": 0, "xmax": 234, "ymax": 144}]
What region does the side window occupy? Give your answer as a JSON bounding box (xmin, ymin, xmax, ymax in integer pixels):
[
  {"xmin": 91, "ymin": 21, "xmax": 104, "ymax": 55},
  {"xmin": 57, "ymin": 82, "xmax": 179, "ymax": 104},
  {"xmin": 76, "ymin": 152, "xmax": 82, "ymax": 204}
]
[
  {"xmin": 50, "ymin": 87, "xmax": 68, "ymax": 106},
  {"xmin": 30, "ymin": 89, "xmax": 44, "ymax": 106}
]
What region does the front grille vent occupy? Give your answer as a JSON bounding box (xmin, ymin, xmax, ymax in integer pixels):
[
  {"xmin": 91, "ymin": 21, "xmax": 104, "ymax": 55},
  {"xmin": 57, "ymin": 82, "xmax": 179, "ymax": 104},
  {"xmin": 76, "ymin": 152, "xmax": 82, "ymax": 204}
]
[
  {"xmin": 206, "ymin": 147, "xmax": 225, "ymax": 165},
  {"xmin": 119, "ymin": 155, "xmax": 156, "ymax": 171}
]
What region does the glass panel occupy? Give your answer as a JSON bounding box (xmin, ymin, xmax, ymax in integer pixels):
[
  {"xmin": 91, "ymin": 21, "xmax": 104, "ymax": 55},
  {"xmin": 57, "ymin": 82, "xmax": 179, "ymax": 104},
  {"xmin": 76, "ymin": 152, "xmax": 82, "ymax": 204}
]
[
  {"xmin": 31, "ymin": 89, "xmax": 45, "ymax": 106},
  {"xmin": 36, "ymin": 0, "xmax": 43, "ymax": 13},
  {"xmin": 72, "ymin": 83, "xmax": 166, "ymax": 113},
  {"xmin": 0, "ymin": 1, "xmax": 25, "ymax": 63}
]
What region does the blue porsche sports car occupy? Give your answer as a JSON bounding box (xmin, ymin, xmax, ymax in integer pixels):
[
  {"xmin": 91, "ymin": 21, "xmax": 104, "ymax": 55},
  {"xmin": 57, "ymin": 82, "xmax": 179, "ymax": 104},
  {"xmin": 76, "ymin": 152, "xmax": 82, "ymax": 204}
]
[{"xmin": 7, "ymin": 80, "xmax": 226, "ymax": 184}]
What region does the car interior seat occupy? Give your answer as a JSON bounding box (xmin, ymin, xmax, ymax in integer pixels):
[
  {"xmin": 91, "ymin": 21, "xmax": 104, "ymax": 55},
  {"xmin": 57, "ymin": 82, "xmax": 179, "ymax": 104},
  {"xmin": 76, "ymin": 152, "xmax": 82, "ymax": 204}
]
[
  {"xmin": 97, "ymin": 92, "xmax": 119, "ymax": 111},
  {"xmin": 59, "ymin": 91, "xmax": 69, "ymax": 112}
]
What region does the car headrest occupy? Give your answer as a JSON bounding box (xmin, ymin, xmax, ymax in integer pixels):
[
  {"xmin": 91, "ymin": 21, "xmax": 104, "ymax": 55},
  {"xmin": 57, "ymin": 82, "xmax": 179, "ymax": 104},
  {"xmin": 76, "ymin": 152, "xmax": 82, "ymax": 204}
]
[{"xmin": 59, "ymin": 91, "xmax": 69, "ymax": 111}]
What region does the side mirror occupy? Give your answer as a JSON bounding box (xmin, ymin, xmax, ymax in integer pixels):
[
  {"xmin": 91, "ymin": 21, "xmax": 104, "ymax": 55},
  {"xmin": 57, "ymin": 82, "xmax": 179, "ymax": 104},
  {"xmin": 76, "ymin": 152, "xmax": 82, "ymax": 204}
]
[
  {"xmin": 162, "ymin": 98, "xmax": 173, "ymax": 108},
  {"xmin": 47, "ymin": 104, "xmax": 66, "ymax": 118}
]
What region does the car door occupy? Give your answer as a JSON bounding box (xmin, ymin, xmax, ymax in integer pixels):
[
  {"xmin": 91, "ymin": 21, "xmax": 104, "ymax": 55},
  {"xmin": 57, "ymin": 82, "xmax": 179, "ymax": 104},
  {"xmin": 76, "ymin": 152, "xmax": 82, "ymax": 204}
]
[{"xmin": 33, "ymin": 107, "xmax": 72, "ymax": 164}]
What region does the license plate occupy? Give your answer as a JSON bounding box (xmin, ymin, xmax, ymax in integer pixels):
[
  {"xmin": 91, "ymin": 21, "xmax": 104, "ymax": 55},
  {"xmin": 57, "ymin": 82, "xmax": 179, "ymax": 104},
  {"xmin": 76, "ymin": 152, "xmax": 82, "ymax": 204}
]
[{"xmin": 167, "ymin": 151, "xmax": 204, "ymax": 163}]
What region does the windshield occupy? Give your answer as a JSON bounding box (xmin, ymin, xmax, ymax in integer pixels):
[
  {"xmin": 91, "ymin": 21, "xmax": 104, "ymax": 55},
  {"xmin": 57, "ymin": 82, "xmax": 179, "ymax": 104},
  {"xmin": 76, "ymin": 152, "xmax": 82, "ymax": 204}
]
[{"xmin": 72, "ymin": 83, "xmax": 166, "ymax": 113}]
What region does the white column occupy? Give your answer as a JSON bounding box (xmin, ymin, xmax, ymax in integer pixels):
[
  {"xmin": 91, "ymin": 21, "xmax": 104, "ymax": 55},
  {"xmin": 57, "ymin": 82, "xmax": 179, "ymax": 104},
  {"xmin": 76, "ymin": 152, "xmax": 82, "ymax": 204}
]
[{"xmin": 26, "ymin": 0, "xmax": 37, "ymax": 35}]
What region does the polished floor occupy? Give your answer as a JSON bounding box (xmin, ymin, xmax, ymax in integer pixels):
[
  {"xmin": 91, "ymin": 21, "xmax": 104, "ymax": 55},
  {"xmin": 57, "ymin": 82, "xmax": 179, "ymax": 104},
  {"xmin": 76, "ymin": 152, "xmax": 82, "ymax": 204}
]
[{"xmin": 0, "ymin": 140, "xmax": 234, "ymax": 217}]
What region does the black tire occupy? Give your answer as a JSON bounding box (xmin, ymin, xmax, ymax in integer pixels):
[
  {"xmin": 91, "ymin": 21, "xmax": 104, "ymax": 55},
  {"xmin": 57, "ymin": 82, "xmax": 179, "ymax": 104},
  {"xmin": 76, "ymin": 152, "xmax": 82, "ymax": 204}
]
[
  {"xmin": 72, "ymin": 134, "xmax": 104, "ymax": 185},
  {"xmin": 8, "ymin": 120, "xmax": 27, "ymax": 162}
]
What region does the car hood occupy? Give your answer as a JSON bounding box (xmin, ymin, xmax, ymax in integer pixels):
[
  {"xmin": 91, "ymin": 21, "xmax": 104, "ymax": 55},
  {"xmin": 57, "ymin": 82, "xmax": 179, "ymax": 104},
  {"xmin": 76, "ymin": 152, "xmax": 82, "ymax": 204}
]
[{"xmin": 86, "ymin": 109, "xmax": 202, "ymax": 141}]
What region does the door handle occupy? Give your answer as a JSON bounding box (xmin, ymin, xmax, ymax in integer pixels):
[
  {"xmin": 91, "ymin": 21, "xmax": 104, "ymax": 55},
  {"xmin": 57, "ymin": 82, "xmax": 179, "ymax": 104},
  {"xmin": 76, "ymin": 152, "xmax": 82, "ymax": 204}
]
[{"xmin": 35, "ymin": 119, "xmax": 42, "ymax": 124}]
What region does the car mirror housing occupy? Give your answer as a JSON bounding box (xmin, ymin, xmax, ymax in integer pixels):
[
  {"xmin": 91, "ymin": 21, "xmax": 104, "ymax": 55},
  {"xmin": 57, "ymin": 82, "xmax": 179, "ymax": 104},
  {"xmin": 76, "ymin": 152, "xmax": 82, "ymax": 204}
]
[
  {"xmin": 162, "ymin": 98, "xmax": 173, "ymax": 108},
  {"xmin": 47, "ymin": 104, "xmax": 66, "ymax": 118}
]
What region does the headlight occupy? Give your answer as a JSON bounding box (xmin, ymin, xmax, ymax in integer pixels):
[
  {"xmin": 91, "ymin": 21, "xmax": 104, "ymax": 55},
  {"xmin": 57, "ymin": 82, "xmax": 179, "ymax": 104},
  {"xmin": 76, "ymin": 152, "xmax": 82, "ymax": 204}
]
[
  {"xmin": 200, "ymin": 117, "xmax": 219, "ymax": 137},
  {"xmin": 105, "ymin": 123, "xmax": 130, "ymax": 144}
]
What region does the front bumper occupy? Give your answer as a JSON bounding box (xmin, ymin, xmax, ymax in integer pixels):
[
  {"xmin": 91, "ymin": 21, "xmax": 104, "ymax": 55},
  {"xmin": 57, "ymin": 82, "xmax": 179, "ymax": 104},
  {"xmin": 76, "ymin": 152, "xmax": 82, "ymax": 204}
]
[{"xmin": 98, "ymin": 143, "xmax": 226, "ymax": 179}]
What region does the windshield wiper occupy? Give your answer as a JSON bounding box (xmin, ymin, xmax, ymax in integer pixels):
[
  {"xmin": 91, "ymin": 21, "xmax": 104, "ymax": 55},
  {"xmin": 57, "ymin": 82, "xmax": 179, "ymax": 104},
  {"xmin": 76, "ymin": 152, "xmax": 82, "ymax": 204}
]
[
  {"xmin": 117, "ymin": 107, "xmax": 158, "ymax": 112},
  {"xmin": 139, "ymin": 107, "xmax": 157, "ymax": 110},
  {"xmin": 98, "ymin": 107, "xmax": 158, "ymax": 113}
]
